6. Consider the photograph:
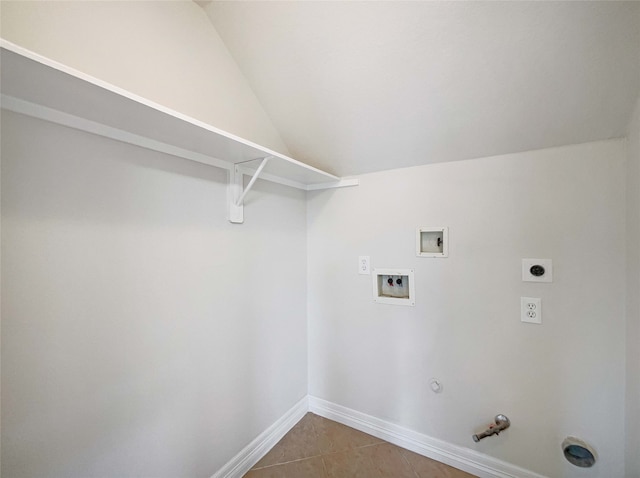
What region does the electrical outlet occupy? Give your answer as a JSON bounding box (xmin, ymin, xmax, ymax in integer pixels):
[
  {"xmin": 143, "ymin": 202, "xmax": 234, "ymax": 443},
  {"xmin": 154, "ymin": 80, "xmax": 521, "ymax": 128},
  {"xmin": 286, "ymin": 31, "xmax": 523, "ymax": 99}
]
[
  {"xmin": 358, "ymin": 256, "xmax": 370, "ymax": 275},
  {"xmin": 521, "ymin": 297, "xmax": 542, "ymax": 324}
]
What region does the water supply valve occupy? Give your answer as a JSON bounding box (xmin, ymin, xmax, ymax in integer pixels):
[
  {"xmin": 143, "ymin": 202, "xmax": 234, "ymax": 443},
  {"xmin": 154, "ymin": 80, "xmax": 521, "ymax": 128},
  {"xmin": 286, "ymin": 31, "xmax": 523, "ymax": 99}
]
[{"xmin": 472, "ymin": 414, "xmax": 510, "ymax": 442}]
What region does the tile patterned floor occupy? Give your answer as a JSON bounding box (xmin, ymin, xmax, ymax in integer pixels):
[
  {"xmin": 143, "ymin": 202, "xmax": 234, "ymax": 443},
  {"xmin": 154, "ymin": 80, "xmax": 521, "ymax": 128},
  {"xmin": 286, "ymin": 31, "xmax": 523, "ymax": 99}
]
[{"xmin": 244, "ymin": 413, "xmax": 477, "ymax": 478}]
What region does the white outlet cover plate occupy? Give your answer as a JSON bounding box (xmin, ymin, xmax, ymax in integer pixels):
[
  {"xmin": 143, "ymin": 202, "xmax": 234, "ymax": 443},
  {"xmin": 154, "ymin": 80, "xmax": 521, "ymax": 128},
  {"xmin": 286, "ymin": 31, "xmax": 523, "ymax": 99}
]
[
  {"xmin": 522, "ymin": 258, "xmax": 553, "ymax": 282},
  {"xmin": 358, "ymin": 256, "xmax": 370, "ymax": 275},
  {"xmin": 521, "ymin": 297, "xmax": 542, "ymax": 324}
]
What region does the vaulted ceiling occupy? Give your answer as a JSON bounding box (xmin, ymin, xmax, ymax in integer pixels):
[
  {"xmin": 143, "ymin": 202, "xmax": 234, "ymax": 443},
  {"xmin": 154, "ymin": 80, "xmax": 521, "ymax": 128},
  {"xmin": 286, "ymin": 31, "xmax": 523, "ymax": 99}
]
[{"xmin": 201, "ymin": 1, "xmax": 640, "ymax": 176}]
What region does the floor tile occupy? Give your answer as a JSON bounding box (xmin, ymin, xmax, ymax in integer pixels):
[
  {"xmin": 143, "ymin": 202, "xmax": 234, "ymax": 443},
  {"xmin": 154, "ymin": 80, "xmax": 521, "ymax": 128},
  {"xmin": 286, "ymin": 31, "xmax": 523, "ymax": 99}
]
[
  {"xmin": 285, "ymin": 456, "xmax": 327, "ymax": 477},
  {"xmin": 253, "ymin": 414, "xmax": 321, "ymax": 468},
  {"xmin": 311, "ymin": 414, "xmax": 383, "ymax": 455},
  {"xmin": 323, "ymin": 443, "xmax": 416, "ymax": 478},
  {"xmin": 244, "ymin": 412, "xmax": 478, "ymax": 478},
  {"xmin": 401, "ymin": 448, "xmax": 476, "ymax": 478},
  {"xmin": 367, "ymin": 443, "xmax": 418, "ymax": 477},
  {"xmin": 322, "ymin": 445, "xmax": 378, "ymax": 478},
  {"xmin": 246, "ymin": 456, "xmax": 326, "ymax": 478}
]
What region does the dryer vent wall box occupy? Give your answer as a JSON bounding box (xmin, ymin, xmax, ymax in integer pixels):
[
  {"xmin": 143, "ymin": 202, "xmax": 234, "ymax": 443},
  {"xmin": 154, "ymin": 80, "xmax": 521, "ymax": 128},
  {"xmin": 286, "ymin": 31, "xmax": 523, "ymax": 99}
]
[
  {"xmin": 373, "ymin": 269, "xmax": 415, "ymax": 306},
  {"xmin": 417, "ymin": 227, "xmax": 448, "ymax": 257}
]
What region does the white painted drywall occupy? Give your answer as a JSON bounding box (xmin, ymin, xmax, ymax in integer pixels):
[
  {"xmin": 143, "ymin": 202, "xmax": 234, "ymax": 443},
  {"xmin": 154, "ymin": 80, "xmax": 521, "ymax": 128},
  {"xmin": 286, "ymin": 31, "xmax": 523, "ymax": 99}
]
[
  {"xmin": 626, "ymin": 95, "xmax": 640, "ymax": 478},
  {"xmin": 205, "ymin": 1, "xmax": 640, "ymax": 176},
  {"xmin": 307, "ymin": 140, "xmax": 627, "ymax": 478},
  {"xmin": 0, "ymin": 0, "xmax": 289, "ymax": 155},
  {"xmin": 0, "ymin": 110, "xmax": 308, "ymax": 477}
]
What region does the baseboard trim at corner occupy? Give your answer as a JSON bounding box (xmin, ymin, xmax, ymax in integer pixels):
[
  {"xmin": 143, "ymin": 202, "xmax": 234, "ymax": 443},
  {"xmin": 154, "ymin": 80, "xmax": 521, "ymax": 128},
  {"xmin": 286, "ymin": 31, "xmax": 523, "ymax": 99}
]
[
  {"xmin": 308, "ymin": 396, "xmax": 547, "ymax": 478},
  {"xmin": 211, "ymin": 396, "xmax": 309, "ymax": 478}
]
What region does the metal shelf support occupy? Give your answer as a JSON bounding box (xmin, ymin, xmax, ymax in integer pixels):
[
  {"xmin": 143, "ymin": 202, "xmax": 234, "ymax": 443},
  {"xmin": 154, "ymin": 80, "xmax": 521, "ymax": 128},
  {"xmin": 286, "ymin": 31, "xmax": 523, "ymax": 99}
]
[{"xmin": 229, "ymin": 156, "xmax": 273, "ymax": 224}]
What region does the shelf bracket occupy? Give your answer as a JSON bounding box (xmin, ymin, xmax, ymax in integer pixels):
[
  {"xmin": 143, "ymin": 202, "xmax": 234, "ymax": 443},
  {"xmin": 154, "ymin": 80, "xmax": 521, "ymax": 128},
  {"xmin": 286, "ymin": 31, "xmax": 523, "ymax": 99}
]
[{"xmin": 229, "ymin": 156, "xmax": 272, "ymax": 224}]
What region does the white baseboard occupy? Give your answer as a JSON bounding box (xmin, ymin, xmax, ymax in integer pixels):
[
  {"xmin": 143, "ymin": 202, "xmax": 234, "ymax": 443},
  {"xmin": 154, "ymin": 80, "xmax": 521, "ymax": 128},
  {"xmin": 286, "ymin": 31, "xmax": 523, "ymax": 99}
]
[
  {"xmin": 212, "ymin": 395, "xmax": 547, "ymax": 478},
  {"xmin": 210, "ymin": 396, "xmax": 309, "ymax": 478},
  {"xmin": 308, "ymin": 396, "xmax": 547, "ymax": 478}
]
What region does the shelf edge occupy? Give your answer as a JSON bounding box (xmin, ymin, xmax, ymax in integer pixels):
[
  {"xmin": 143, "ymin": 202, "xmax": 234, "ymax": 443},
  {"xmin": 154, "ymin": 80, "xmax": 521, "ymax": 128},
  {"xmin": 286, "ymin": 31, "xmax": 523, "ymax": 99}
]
[{"xmin": 0, "ymin": 39, "xmax": 344, "ymax": 185}]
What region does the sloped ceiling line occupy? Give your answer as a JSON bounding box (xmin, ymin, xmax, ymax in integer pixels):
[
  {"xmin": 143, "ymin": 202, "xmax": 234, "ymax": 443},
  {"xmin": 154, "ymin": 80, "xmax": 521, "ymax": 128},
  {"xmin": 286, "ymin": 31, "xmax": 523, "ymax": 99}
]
[{"xmin": 201, "ymin": 1, "xmax": 640, "ymax": 176}]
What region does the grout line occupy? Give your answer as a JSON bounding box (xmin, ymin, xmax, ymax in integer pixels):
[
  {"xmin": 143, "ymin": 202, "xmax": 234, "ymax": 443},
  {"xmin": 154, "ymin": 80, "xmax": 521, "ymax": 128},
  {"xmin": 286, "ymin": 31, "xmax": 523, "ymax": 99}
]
[
  {"xmin": 251, "ymin": 442, "xmax": 386, "ymax": 470},
  {"xmin": 399, "ymin": 449, "xmax": 422, "ymax": 478},
  {"xmin": 245, "ymin": 410, "xmax": 482, "ymax": 477},
  {"xmin": 250, "ymin": 454, "xmax": 325, "ymax": 470},
  {"xmin": 251, "ymin": 443, "xmax": 387, "ymax": 470},
  {"xmin": 248, "ymin": 413, "xmax": 412, "ymax": 476},
  {"xmin": 320, "ymin": 456, "xmax": 329, "ymax": 478}
]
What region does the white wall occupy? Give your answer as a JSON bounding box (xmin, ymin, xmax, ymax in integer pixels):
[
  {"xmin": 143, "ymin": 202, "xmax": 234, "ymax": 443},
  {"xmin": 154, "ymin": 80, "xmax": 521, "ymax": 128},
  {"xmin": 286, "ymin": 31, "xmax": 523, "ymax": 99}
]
[
  {"xmin": 1, "ymin": 110, "xmax": 308, "ymax": 477},
  {"xmin": 307, "ymin": 140, "xmax": 627, "ymax": 478},
  {"xmin": 626, "ymin": 95, "xmax": 640, "ymax": 478},
  {"xmin": 0, "ymin": 0, "xmax": 289, "ymax": 155}
]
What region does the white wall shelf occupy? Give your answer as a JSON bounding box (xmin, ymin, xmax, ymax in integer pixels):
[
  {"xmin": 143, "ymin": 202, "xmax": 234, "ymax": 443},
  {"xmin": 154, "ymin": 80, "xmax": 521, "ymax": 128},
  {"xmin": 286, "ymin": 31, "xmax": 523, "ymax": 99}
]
[{"xmin": 0, "ymin": 40, "xmax": 358, "ymax": 223}]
